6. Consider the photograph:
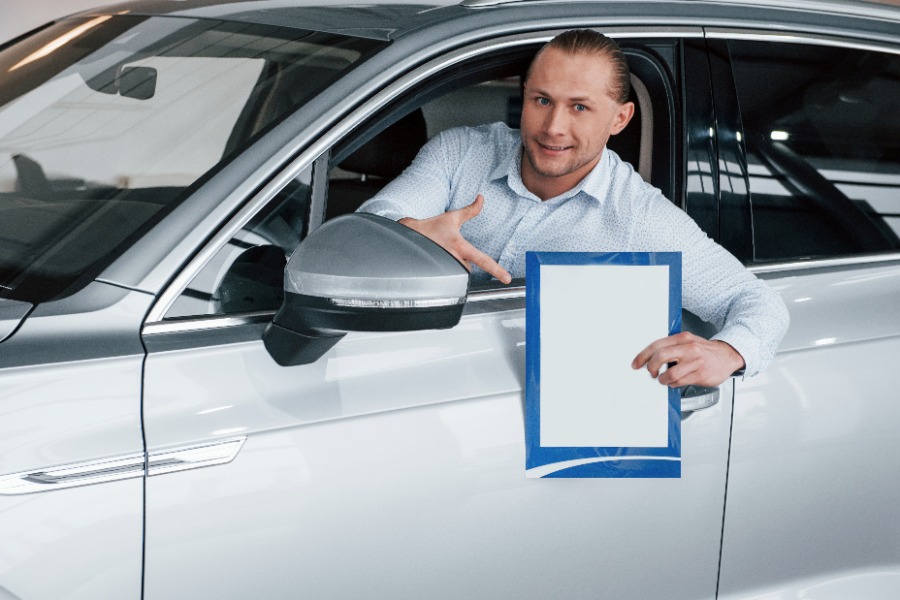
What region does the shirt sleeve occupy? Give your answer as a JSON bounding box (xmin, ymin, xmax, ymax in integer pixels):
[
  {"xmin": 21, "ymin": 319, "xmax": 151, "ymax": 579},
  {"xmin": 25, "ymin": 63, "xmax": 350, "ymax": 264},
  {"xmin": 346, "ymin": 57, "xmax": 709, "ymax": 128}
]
[
  {"xmin": 356, "ymin": 129, "xmax": 460, "ymax": 221},
  {"xmin": 635, "ymin": 191, "xmax": 789, "ymax": 377}
]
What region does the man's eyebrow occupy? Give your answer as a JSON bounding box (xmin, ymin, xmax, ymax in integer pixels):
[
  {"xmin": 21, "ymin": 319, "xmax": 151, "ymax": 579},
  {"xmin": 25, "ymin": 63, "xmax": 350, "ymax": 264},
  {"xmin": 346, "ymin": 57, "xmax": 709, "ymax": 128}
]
[{"xmin": 525, "ymin": 87, "xmax": 595, "ymax": 103}]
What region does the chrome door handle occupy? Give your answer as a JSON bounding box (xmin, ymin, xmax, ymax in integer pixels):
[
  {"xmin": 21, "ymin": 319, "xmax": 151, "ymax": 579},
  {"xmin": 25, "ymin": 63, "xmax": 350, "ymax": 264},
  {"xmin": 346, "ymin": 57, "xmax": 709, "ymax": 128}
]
[{"xmin": 680, "ymin": 385, "xmax": 720, "ymax": 413}]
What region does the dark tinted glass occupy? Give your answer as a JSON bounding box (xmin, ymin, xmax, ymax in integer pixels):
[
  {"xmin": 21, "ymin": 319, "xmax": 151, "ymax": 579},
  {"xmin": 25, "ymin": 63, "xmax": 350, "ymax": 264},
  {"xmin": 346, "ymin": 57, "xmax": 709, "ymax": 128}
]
[{"xmin": 729, "ymin": 40, "xmax": 900, "ymax": 262}]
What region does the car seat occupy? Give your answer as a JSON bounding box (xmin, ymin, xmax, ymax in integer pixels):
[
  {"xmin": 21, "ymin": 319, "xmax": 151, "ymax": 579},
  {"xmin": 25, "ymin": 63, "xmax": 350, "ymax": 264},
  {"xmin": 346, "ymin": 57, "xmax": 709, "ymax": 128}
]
[{"xmin": 326, "ymin": 108, "xmax": 428, "ymax": 220}]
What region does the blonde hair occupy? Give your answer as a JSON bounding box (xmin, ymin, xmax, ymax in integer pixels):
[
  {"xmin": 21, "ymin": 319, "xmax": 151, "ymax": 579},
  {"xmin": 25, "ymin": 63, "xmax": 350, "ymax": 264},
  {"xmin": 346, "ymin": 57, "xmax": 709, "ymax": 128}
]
[{"xmin": 526, "ymin": 30, "xmax": 631, "ymax": 104}]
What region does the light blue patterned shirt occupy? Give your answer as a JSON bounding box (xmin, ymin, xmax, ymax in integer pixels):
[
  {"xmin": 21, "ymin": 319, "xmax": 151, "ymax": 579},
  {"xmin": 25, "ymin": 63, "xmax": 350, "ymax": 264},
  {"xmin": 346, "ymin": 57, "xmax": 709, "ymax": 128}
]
[{"xmin": 358, "ymin": 123, "xmax": 788, "ymax": 376}]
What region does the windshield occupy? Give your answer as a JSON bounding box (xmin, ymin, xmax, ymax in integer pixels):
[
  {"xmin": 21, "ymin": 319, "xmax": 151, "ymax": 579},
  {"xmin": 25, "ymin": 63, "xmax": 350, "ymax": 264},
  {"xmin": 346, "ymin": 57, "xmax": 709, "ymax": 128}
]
[{"xmin": 0, "ymin": 14, "xmax": 387, "ymax": 302}]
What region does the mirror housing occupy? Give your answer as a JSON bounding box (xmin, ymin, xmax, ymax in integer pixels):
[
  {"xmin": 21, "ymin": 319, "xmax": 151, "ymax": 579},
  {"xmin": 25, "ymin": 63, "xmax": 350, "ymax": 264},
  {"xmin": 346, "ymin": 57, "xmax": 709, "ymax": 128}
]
[{"xmin": 264, "ymin": 213, "xmax": 469, "ymax": 366}]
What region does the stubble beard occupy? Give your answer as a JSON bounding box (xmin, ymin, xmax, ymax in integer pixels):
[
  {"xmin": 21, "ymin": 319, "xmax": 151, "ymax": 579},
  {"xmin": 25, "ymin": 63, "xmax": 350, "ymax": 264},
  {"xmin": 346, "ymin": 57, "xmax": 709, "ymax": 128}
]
[{"xmin": 522, "ymin": 139, "xmax": 599, "ymax": 180}]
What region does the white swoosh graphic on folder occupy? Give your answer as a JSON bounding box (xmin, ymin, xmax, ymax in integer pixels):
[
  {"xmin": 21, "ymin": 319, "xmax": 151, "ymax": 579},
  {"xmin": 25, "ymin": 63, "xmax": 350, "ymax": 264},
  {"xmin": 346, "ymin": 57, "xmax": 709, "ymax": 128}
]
[{"xmin": 527, "ymin": 455, "xmax": 680, "ymax": 478}]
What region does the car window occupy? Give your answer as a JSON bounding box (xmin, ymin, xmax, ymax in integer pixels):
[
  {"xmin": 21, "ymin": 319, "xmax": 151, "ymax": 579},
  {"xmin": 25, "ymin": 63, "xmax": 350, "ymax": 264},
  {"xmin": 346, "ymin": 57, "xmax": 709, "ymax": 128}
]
[
  {"xmin": 728, "ymin": 40, "xmax": 900, "ymax": 262},
  {"xmin": 162, "ymin": 40, "xmax": 678, "ymax": 320},
  {"xmin": 322, "ymin": 45, "xmax": 674, "ymax": 288},
  {"xmin": 162, "ymin": 50, "xmax": 535, "ymax": 321},
  {"xmin": 325, "ymin": 48, "xmax": 668, "ymax": 222},
  {"xmin": 163, "ymin": 164, "xmax": 313, "ymax": 320},
  {"xmin": 324, "ymin": 76, "xmax": 525, "ymax": 222}
]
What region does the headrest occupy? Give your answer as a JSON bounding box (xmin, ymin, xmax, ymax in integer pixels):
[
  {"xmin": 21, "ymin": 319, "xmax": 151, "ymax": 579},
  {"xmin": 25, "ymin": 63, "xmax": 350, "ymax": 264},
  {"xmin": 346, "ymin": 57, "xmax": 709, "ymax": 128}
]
[
  {"xmin": 606, "ymin": 74, "xmax": 653, "ymax": 181},
  {"xmin": 339, "ymin": 109, "xmax": 428, "ymax": 179}
]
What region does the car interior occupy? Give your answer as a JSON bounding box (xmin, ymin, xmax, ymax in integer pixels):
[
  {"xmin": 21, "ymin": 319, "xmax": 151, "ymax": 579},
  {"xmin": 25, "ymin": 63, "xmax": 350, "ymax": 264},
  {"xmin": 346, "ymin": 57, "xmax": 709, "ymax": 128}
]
[{"xmin": 325, "ymin": 59, "xmax": 657, "ymax": 222}]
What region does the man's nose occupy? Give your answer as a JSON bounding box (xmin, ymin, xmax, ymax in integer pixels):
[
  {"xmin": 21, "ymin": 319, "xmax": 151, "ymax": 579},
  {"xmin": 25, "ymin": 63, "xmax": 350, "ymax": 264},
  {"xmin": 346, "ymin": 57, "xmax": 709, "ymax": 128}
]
[{"xmin": 543, "ymin": 105, "xmax": 568, "ymax": 135}]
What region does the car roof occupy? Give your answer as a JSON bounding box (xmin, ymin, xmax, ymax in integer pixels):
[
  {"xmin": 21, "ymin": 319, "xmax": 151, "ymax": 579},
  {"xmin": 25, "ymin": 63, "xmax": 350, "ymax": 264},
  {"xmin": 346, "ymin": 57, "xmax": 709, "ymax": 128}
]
[
  {"xmin": 67, "ymin": 0, "xmax": 900, "ymax": 42},
  {"xmin": 68, "ymin": 1, "xmax": 468, "ymax": 41}
]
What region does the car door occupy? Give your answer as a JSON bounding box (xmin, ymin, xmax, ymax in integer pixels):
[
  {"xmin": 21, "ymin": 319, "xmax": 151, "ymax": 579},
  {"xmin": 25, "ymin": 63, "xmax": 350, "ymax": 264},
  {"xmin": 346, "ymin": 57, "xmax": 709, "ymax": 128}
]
[
  {"xmin": 708, "ymin": 32, "xmax": 900, "ymax": 599},
  {"xmin": 139, "ymin": 29, "xmax": 733, "ymax": 599}
]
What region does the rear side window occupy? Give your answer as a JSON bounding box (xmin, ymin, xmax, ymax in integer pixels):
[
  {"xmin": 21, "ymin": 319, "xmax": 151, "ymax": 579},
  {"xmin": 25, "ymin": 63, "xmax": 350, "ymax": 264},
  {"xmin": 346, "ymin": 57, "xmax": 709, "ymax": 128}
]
[{"xmin": 729, "ymin": 40, "xmax": 900, "ymax": 262}]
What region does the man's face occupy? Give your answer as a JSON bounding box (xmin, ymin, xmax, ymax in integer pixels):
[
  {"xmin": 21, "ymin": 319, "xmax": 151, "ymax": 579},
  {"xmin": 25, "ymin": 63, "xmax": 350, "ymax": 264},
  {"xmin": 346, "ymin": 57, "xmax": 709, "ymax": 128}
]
[{"xmin": 520, "ymin": 46, "xmax": 634, "ymax": 197}]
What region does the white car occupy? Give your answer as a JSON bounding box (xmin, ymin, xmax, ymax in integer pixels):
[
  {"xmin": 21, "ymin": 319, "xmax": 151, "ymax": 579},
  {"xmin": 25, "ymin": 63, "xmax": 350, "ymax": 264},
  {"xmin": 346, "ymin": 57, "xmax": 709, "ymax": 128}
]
[{"xmin": 0, "ymin": 1, "xmax": 899, "ymax": 598}]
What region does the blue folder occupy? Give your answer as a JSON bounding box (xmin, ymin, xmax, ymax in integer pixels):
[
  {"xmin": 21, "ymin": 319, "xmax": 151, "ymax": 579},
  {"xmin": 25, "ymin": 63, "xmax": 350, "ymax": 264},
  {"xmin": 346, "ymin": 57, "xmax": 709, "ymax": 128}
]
[{"xmin": 525, "ymin": 252, "xmax": 682, "ymax": 478}]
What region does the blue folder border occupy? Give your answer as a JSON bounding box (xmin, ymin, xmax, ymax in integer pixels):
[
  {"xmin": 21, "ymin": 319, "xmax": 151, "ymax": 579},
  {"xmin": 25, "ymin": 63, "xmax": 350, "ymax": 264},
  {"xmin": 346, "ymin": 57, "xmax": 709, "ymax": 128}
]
[{"xmin": 525, "ymin": 252, "xmax": 682, "ymax": 478}]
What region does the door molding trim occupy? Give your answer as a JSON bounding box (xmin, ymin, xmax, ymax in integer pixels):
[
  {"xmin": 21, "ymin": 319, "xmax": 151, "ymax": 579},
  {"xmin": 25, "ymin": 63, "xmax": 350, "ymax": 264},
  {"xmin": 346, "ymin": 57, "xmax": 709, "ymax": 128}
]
[{"xmin": 0, "ymin": 438, "xmax": 246, "ymax": 495}]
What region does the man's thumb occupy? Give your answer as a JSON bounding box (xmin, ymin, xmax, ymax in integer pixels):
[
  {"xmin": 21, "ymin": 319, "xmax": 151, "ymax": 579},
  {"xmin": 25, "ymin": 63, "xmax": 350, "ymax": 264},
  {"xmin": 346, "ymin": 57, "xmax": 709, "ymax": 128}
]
[{"xmin": 459, "ymin": 194, "xmax": 484, "ymax": 222}]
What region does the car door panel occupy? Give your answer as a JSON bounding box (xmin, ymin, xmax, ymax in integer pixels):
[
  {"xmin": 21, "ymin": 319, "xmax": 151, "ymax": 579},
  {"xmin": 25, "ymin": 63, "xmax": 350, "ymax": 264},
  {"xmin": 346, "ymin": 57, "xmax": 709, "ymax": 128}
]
[
  {"xmin": 719, "ymin": 262, "xmax": 900, "ymax": 598},
  {"xmin": 142, "ymin": 306, "xmax": 732, "ymax": 599}
]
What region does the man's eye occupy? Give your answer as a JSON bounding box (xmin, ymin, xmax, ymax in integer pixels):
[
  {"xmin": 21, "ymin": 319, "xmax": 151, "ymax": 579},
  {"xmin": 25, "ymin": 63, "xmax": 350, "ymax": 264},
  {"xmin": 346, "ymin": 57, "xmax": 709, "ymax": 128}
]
[
  {"xmin": 574, "ymin": 104, "xmax": 587, "ymax": 112},
  {"xmin": 536, "ymin": 97, "xmax": 550, "ymax": 106}
]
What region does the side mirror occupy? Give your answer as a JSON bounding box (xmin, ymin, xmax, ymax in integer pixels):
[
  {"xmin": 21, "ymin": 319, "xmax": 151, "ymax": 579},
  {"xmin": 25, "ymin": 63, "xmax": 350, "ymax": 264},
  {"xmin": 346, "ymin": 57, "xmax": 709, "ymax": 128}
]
[{"xmin": 263, "ymin": 213, "xmax": 469, "ymax": 366}]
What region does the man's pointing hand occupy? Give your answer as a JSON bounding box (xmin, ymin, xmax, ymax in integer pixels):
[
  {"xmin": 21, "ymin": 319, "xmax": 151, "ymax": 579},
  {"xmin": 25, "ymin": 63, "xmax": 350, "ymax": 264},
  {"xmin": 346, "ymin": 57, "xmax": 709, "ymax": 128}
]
[{"xmin": 399, "ymin": 195, "xmax": 512, "ymax": 284}]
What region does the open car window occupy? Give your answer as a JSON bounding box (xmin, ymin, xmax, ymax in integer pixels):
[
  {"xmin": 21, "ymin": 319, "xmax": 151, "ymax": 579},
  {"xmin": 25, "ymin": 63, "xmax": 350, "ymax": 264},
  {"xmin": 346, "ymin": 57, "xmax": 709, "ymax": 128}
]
[
  {"xmin": 321, "ymin": 43, "xmax": 674, "ymax": 290},
  {"xmin": 162, "ymin": 39, "xmax": 679, "ymax": 320}
]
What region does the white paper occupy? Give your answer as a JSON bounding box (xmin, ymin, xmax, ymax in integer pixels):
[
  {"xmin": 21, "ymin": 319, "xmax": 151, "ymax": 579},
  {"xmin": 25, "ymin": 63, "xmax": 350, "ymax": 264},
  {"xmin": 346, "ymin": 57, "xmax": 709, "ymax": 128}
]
[{"xmin": 539, "ymin": 264, "xmax": 670, "ymax": 448}]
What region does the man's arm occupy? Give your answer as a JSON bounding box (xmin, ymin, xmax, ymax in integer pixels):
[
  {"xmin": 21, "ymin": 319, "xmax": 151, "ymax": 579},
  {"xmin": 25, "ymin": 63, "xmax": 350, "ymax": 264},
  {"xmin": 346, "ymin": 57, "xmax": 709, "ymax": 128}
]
[
  {"xmin": 629, "ymin": 190, "xmax": 789, "ymax": 387},
  {"xmin": 357, "ymin": 130, "xmax": 456, "ymax": 223}
]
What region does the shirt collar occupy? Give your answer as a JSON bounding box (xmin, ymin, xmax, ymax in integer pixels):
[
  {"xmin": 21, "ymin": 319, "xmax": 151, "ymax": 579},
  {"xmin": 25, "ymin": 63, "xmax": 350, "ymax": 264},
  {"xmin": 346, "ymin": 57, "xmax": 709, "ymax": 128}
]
[
  {"xmin": 576, "ymin": 149, "xmax": 612, "ymax": 205},
  {"xmin": 488, "ymin": 134, "xmax": 519, "ymax": 182},
  {"xmin": 489, "ymin": 138, "xmax": 612, "ymax": 205}
]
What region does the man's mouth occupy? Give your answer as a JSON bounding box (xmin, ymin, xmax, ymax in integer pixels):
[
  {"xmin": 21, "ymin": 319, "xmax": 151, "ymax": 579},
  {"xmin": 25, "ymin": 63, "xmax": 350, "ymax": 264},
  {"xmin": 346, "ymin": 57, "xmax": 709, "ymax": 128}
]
[{"xmin": 536, "ymin": 141, "xmax": 573, "ymax": 152}]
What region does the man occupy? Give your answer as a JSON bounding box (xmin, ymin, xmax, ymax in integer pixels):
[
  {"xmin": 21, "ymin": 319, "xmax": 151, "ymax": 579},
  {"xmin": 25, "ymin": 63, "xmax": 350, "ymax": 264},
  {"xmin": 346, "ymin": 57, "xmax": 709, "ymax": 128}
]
[{"xmin": 359, "ymin": 30, "xmax": 788, "ymax": 388}]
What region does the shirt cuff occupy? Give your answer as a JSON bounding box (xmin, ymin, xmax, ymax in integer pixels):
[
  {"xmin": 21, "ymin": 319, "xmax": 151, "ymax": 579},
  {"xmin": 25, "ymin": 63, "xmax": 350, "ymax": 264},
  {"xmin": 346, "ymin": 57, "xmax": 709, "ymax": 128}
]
[
  {"xmin": 358, "ymin": 205, "xmax": 407, "ymax": 222},
  {"xmin": 712, "ymin": 326, "xmax": 760, "ymax": 379}
]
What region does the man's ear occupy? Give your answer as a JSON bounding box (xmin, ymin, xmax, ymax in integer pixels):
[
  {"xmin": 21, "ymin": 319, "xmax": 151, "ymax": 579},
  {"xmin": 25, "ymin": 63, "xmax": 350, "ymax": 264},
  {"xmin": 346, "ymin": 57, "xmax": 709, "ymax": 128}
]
[{"xmin": 610, "ymin": 101, "xmax": 635, "ymax": 135}]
